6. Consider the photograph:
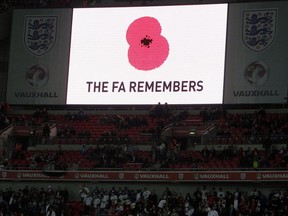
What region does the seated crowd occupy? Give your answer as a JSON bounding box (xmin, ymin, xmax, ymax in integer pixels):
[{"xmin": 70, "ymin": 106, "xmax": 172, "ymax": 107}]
[
  {"xmin": 0, "ymin": 184, "xmax": 287, "ymax": 216},
  {"xmin": 0, "ymin": 185, "xmax": 69, "ymax": 216},
  {"xmin": 214, "ymin": 109, "xmax": 288, "ymax": 145},
  {"xmin": 5, "ymin": 141, "xmax": 288, "ymax": 171},
  {"xmin": 1, "ymin": 105, "xmax": 288, "ymax": 171},
  {"xmin": 76, "ymin": 185, "xmax": 288, "ymax": 216}
]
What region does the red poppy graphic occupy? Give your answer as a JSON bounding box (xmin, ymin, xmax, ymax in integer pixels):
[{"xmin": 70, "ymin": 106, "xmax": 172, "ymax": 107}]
[{"xmin": 126, "ymin": 16, "xmax": 169, "ymax": 71}]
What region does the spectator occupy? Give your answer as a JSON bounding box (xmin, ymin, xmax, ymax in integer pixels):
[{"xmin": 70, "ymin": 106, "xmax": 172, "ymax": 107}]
[
  {"xmin": 207, "ymin": 205, "xmax": 219, "ymax": 216},
  {"xmin": 217, "ymin": 188, "xmax": 225, "ymax": 199},
  {"xmin": 42, "ymin": 123, "xmax": 51, "ymax": 144},
  {"xmin": 77, "ymin": 108, "xmax": 88, "ymax": 121},
  {"xmin": 41, "ymin": 108, "xmax": 49, "ymax": 122},
  {"xmin": 79, "ymin": 184, "xmax": 90, "ymax": 202},
  {"xmin": 186, "ymin": 204, "xmax": 195, "ymax": 216},
  {"xmin": 46, "ymin": 205, "xmax": 56, "ymax": 216},
  {"xmin": 81, "ymin": 144, "xmax": 87, "ymax": 155},
  {"xmin": 143, "ymin": 187, "xmax": 151, "ymax": 201}
]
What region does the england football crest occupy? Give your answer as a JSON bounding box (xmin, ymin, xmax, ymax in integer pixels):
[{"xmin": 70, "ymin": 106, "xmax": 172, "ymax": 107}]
[
  {"xmin": 242, "ymin": 9, "xmax": 277, "ymax": 52},
  {"xmin": 24, "ymin": 16, "xmax": 57, "ymax": 56}
]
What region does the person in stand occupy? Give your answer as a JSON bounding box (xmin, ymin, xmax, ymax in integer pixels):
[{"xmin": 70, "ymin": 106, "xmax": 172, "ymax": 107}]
[
  {"xmin": 186, "ymin": 205, "xmax": 195, "ymax": 216},
  {"xmin": 46, "ymin": 206, "xmax": 56, "ymax": 216},
  {"xmin": 207, "ymin": 205, "xmax": 219, "ymax": 216},
  {"xmin": 42, "ymin": 123, "xmax": 51, "ymax": 144}
]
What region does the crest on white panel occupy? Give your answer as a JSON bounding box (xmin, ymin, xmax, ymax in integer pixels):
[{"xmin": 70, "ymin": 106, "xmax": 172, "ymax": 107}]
[{"xmin": 242, "ymin": 9, "xmax": 277, "ymax": 52}]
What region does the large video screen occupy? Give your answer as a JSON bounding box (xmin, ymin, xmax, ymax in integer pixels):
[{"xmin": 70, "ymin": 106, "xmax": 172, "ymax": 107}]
[{"xmin": 67, "ymin": 4, "xmax": 228, "ymax": 105}]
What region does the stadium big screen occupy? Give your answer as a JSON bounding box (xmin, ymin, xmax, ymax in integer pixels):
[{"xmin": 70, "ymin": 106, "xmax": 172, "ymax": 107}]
[
  {"xmin": 6, "ymin": 1, "xmax": 288, "ymax": 105},
  {"xmin": 67, "ymin": 5, "xmax": 228, "ymax": 105}
]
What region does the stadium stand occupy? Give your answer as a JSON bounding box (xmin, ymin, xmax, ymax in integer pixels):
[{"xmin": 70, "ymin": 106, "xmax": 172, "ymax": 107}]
[
  {"xmin": 0, "ymin": 184, "xmax": 287, "ymax": 215},
  {"xmin": 0, "ymin": 0, "xmax": 288, "ymax": 216}
]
